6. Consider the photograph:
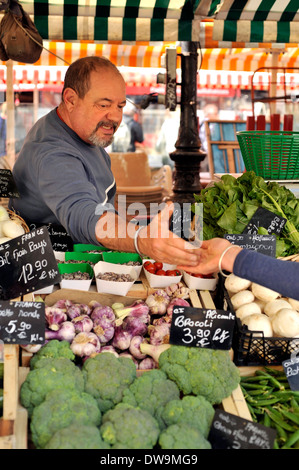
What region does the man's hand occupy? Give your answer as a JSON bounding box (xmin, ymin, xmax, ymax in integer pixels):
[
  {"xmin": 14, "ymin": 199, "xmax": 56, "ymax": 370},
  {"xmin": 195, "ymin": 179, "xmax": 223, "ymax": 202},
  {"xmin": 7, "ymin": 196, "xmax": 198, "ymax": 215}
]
[{"xmin": 137, "ymin": 202, "xmax": 200, "ymax": 267}]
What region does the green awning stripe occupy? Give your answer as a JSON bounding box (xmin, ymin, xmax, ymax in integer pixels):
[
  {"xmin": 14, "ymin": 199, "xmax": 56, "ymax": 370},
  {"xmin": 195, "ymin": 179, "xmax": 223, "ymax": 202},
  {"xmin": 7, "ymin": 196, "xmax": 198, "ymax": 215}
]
[
  {"xmin": 94, "ymin": 17, "xmax": 108, "ymax": 41},
  {"xmin": 281, "ymin": 0, "xmax": 298, "ymax": 22},
  {"xmin": 122, "ymin": 17, "xmax": 137, "ymax": 41},
  {"xmin": 253, "ymin": 0, "xmax": 276, "ymax": 21},
  {"xmin": 226, "ymin": 0, "xmax": 247, "ymax": 21},
  {"xmin": 250, "ymin": 21, "xmax": 264, "ymax": 43},
  {"xmin": 277, "ymin": 21, "xmax": 290, "ymax": 43},
  {"xmin": 223, "ymin": 19, "xmax": 237, "ymax": 42}
]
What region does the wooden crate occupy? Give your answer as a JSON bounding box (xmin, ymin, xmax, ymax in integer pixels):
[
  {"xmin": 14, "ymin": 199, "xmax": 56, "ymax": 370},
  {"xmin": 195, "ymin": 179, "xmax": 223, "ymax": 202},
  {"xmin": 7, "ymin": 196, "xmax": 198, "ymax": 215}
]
[
  {"xmin": 15, "ymin": 288, "xmax": 251, "ymax": 450},
  {"xmin": 0, "ymin": 345, "xmax": 28, "ymax": 449}
]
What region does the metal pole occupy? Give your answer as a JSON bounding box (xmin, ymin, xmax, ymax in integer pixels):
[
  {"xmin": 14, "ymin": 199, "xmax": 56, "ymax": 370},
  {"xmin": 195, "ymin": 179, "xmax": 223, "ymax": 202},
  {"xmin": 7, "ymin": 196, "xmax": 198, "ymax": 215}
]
[{"xmin": 168, "ymin": 41, "xmax": 206, "ymax": 203}]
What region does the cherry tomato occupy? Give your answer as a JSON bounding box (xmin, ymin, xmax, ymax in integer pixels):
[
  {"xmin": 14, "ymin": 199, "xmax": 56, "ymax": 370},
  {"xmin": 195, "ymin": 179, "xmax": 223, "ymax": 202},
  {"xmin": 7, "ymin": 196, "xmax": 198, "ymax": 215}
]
[
  {"xmin": 144, "ymin": 261, "xmax": 152, "ymax": 268},
  {"xmin": 144, "ymin": 262, "xmax": 156, "ymax": 274},
  {"xmin": 166, "ymin": 270, "xmax": 178, "ymax": 276},
  {"xmin": 173, "ymin": 269, "xmax": 181, "ymax": 276},
  {"xmin": 156, "ymin": 269, "xmax": 166, "ymax": 276},
  {"xmin": 154, "ymin": 261, "xmax": 163, "ymax": 271}
]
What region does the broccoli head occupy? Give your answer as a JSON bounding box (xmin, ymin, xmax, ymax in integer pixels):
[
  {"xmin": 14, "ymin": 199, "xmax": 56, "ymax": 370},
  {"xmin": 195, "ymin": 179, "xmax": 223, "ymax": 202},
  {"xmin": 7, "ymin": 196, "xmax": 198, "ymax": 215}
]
[
  {"xmin": 20, "ymin": 357, "xmax": 84, "ymax": 416},
  {"xmin": 30, "ymin": 340, "xmax": 75, "ymax": 369},
  {"xmin": 158, "ymin": 423, "xmax": 211, "ymax": 449},
  {"xmin": 158, "ymin": 345, "xmax": 240, "ymax": 404},
  {"xmin": 100, "ymin": 403, "xmax": 160, "ymax": 449},
  {"xmin": 121, "ymin": 369, "xmax": 180, "ymax": 428},
  {"xmin": 160, "ymin": 395, "xmax": 215, "ymax": 437},
  {"xmin": 30, "ymin": 389, "xmax": 102, "ymax": 449},
  {"xmin": 82, "ymin": 353, "xmax": 136, "ymax": 413},
  {"xmin": 44, "ymin": 423, "xmax": 110, "ymax": 449}
]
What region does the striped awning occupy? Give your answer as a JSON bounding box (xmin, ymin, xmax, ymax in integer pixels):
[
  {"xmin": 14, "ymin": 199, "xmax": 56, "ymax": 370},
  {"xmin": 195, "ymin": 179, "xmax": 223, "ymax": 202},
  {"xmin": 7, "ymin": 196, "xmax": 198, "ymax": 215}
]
[
  {"xmin": 16, "ymin": 0, "xmax": 299, "ymax": 45},
  {"xmin": 211, "ymin": 0, "xmax": 299, "ymax": 44}
]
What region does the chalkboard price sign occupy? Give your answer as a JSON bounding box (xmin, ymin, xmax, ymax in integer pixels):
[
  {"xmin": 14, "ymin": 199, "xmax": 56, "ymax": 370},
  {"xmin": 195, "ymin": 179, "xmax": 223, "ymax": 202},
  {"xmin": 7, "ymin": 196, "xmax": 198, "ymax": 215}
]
[
  {"xmin": 169, "ymin": 203, "xmax": 196, "ymax": 242},
  {"xmin": 0, "ymin": 300, "xmax": 45, "ymax": 345},
  {"xmin": 169, "ymin": 306, "xmax": 235, "ymax": 350},
  {"xmin": 224, "ymin": 233, "xmax": 276, "ymax": 257},
  {"xmin": 282, "ymin": 355, "xmax": 299, "ymax": 391},
  {"xmin": 29, "ymin": 222, "xmax": 74, "ymax": 252},
  {"xmin": 0, "ymin": 225, "xmax": 61, "ymax": 300},
  {"xmin": 243, "ymin": 207, "xmax": 286, "ymax": 236},
  {"xmin": 209, "ymin": 409, "xmax": 276, "ymax": 449},
  {"xmin": 0, "ymin": 169, "xmax": 19, "ymax": 198}
]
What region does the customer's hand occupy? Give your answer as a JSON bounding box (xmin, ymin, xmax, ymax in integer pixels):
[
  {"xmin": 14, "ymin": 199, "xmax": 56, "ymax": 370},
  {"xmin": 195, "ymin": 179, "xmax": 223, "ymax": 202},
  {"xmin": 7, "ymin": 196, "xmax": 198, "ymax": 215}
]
[{"xmin": 177, "ymin": 238, "xmax": 242, "ymax": 275}]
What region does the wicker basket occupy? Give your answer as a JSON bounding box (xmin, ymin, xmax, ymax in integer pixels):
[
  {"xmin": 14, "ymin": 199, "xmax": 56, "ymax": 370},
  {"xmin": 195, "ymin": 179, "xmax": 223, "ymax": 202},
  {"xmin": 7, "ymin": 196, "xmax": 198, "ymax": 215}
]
[{"xmin": 7, "ymin": 209, "xmax": 29, "ymax": 233}]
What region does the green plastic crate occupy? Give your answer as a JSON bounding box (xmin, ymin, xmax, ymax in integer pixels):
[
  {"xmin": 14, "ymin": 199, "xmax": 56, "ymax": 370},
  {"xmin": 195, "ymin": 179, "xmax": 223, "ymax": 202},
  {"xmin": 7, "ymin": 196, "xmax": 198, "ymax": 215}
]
[{"xmin": 236, "ymin": 130, "xmax": 299, "ymax": 179}]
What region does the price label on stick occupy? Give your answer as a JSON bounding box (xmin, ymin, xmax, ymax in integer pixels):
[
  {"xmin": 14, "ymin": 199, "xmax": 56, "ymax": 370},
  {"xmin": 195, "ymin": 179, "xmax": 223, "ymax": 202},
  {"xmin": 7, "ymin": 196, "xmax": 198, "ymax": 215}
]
[
  {"xmin": 0, "ymin": 225, "xmax": 61, "ymax": 300},
  {"xmin": 282, "ymin": 355, "xmax": 299, "ymax": 391},
  {"xmin": 169, "ymin": 306, "xmax": 235, "ymax": 350},
  {"xmin": 0, "ymin": 169, "xmax": 19, "ymax": 198},
  {"xmin": 209, "ymin": 409, "xmax": 277, "ymax": 449},
  {"xmin": 0, "ymin": 300, "xmax": 45, "ymax": 345},
  {"xmin": 224, "ymin": 233, "xmax": 276, "ymax": 257}
]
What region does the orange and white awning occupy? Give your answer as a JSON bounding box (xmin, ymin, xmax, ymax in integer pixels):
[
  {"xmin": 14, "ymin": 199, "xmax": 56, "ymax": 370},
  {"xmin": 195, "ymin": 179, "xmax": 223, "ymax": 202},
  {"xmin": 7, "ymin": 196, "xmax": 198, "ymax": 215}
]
[{"xmin": 1, "ymin": 40, "xmax": 299, "ymax": 92}]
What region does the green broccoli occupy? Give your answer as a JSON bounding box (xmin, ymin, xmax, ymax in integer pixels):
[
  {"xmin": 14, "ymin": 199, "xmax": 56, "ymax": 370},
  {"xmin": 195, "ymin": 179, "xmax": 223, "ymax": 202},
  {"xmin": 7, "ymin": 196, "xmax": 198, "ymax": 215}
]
[
  {"xmin": 20, "ymin": 357, "xmax": 84, "ymax": 416},
  {"xmin": 158, "ymin": 423, "xmax": 211, "ymax": 449},
  {"xmin": 30, "ymin": 340, "xmax": 75, "ymax": 369},
  {"xmin": 30, "ymin": 389, "xmax": 102, "ymax": 449},
  {"xmin": 44, "ymin": 423, "xmax": 110, "ymax": 449},
  {"xmin": 121, "ymin": 369, "xmax": 180, "ymax": 428},
  {"xmin": 160, "ymin": 395, "xmax": 215, "ymax": 437},
  {"xmin": 158, "ymin": 345, "xmax": 240, "ymax": 404},
  {"xmin": 100, "ymin": 403, "xmax": 160, "ymax": 449},
  {"xmin": 82, "ymin": 353, "xmax": 136, "ymax": 413}
]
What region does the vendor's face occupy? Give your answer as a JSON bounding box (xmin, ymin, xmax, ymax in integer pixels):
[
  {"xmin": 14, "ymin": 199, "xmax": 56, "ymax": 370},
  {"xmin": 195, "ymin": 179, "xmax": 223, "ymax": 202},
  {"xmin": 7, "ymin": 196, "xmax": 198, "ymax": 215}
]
[{"xmin": 67, "ymin": 68, "xmax": 127, "ymax": 147}]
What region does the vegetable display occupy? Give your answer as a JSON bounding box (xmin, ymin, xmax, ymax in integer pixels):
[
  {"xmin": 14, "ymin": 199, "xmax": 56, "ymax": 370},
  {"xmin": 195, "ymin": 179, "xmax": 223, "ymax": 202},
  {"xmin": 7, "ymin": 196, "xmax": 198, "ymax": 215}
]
[
  {"xmin": 224, "ymin": 273, "xmax": 299, "ymax": 339},
  {"xmin": 193, "ymin": 171, "xmax": 299, "ymax": 257},
  {"xmin": 241, "ymin": 367, "xmax": 299, "ymax": 449}
]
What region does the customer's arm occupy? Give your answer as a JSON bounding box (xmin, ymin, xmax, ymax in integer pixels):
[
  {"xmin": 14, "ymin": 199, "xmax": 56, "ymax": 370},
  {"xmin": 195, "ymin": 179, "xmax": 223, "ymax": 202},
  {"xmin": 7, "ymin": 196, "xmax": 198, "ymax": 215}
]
[{"xmin": 178, "ymin": 237, "xmax": 299, "ymax": 300}]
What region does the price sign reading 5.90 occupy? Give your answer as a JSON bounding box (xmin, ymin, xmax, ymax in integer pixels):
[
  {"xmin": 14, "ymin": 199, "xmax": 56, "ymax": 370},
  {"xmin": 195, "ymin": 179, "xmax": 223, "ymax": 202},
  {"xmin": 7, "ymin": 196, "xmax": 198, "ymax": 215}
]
[
  {"xmin": 0, "ymin": 225, "xmax": 61, "ymax": 300},
  {"xmin": 0, "ymin": 300, "xmax": 45, "ymax": 344}
]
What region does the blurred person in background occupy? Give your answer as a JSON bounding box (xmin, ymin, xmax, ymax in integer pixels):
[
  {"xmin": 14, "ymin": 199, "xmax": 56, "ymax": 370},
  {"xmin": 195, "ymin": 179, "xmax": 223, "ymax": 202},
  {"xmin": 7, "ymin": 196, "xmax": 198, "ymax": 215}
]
[
  {"xmin": 123, "ymin": 101, "xmax": 144, "ymax": 152},
  {"xmin": 0, "ymin": 102, "xmax": 10, "ymax": 170}
]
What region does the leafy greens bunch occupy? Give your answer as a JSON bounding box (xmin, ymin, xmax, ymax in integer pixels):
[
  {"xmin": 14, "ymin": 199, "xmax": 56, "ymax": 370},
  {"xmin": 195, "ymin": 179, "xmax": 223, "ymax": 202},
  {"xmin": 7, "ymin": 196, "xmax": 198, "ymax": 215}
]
[{"xmin": 193, "ymin": 171, "xmax": 299, "ymax": 257}]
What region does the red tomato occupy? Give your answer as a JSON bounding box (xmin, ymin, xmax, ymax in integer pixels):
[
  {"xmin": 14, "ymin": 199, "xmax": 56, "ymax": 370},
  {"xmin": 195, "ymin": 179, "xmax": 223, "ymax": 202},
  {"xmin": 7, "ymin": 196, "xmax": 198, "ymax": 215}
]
[
  {"xmin": 145, "ymin": 263, "xmax": 156, "ymax": 274},
  {"xmin": 144, "ymin": 261, "xmax": 152, "ymax": 268},
  {"xmin": 156, "ymin": 269, "xmax": 166, "ymax": 276},
  {"xmin": 166, "ymin": 270, "xmax": 178, "ymax": 276},
  {"xmin": 173, "ymin": 269, "xmax": 181, "ymax": 276},
  {"xmin": 154, "ymin": 261, "xmax": 163, "ymax": 271}
]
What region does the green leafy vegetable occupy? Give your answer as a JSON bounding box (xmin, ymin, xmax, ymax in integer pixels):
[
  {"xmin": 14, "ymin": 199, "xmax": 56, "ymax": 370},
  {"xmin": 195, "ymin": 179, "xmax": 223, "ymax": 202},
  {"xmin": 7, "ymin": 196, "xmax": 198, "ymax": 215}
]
[{"xmin": 193, "ymin": 171, "xmax": 299, "ymax": 257}]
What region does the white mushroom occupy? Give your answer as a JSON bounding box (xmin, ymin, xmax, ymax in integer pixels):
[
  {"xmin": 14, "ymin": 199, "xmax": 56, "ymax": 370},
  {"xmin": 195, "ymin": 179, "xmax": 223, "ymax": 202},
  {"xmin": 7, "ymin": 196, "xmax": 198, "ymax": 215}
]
[
  {"xmin": 271, "ymin": 308, "xmax": 299, "ymax": 338},
  {"xmin": 235, "ymin": 302, "xmax": 262, "ymax": 321},
  {"xmin": 224, "ymin": 274, "xmax": 251, "ymax": 294},
  {"xmin": 230, "ymin": 290, "xmax": 255, "ymax": 310},
  {"xmin": 251, "ymin": 283, "xmax": 280, "ymax": 302},
  {"xmin": 264, "ymin": 298, "xmax": 292, "ymax": 318},
  {"xmin": 242, "ymin": 313, "xmax": 273, "ymax": 337}
]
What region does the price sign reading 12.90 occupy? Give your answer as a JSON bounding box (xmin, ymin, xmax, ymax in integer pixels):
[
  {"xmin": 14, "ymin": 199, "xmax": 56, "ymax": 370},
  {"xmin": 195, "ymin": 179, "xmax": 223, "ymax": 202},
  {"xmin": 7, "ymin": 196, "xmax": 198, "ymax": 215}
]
[{"xmin": 0, "ymin": 225, "xmax": 61, "ymax": 300}]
